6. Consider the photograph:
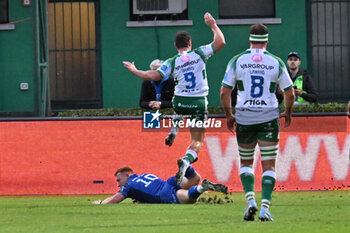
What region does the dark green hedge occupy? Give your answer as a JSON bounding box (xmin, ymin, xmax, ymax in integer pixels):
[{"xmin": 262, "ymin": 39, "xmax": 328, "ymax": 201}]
[{"xmin": 57, "ymin": 103, "xmax": 348, "ymax": 117}]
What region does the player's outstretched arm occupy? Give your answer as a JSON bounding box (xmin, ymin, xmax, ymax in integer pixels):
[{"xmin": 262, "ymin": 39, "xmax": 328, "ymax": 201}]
[
  {"xmin": 123, "ymin": 61, "xmax": 162, "ymax": 81},
  {"xmin": 92, "ymin": 193, "xmax": 126, "ymax": 205},
  {"xmin": 204, "ymin": 12, "xmax": 225, "ymax": 52},
  {"xmin": 220, "ymin": 86, "xmax": 235, "ymax": 133},
  {"xmin": 280, "ymin": 88, "xmax": 295, "ymax": 127}
]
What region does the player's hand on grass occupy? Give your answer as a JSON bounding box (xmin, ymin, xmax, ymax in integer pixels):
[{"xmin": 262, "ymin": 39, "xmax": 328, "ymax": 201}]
[
  {"xmin": 226, "ymin": 115, "xmax": 236, "ymax": 133},
  {"xmin": 204, "ymin": 12, "xmax": 216, "ymax": 27},
  {"xmin": 92, "ymin": 200, "xmax": 103, "ymax": 205}
]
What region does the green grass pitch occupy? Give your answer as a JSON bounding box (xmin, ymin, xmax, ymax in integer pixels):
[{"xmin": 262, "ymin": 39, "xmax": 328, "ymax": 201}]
[{"xmin": 0, "ymin": 191, "xmax": 349, "ymax": 233}]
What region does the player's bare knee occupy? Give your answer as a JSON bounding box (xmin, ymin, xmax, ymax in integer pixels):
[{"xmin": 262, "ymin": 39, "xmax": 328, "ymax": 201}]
[
  {"xmin": 241, "ymin": 159, "xmax": 254, "ymax": 167},
  {"xmin": 193, "ymin": 173, "xmax": 201, "ymax": 185},
  {"xmin": 262, "ymin": 159, "xmax": 275, "ymax": 171}
]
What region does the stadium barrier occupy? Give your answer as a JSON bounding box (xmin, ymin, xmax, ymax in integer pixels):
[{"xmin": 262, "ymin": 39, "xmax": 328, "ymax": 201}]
[{"xmin": 0, "ymin": 116, "xmax": 349, "ymax": 195}]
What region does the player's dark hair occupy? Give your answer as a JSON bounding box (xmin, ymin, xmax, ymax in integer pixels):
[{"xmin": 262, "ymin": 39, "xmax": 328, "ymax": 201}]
[
  {"xmin": 250, "ymin": 24, "xmax": 269, "ymax": 44},
  {"xmin": 115, "ymin": 166, "xmax": 134, "ymax": 176},
  {"xmin": 175, "ymin": 31, "xmax": 191, "ymax": 49}
]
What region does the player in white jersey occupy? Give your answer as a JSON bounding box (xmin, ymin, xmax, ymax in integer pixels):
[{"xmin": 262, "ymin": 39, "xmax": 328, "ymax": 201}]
[
  {"xmin": 160, "ymin": 45, "xmax": 212, "ymax": 97},
  {"xmin": 123, "ymin": 12, "xmax": 225, "ymax": 185},
  {"xmin": 220, "ymin": 24, "xmax": 295, "ymax": 222}
]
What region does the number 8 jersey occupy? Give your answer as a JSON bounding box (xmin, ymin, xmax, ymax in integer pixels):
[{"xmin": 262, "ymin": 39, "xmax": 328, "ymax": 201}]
[
  {"xmin": 222, "ymin": 49, "xmax": 293, "ymax": 125},
  {"xmin": 157, "ymin": 43, "xmax": 215, "ymax": 97}
]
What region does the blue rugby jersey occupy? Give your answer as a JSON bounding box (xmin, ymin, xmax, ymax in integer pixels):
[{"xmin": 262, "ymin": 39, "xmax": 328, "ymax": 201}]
[{"xmin": 118, "ymin": 174, "xmax": 167, "ymax": 203}]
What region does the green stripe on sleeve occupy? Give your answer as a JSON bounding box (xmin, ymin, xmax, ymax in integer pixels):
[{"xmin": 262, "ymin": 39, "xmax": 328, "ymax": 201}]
[
  {"xmin": 211, "ymin": 43, "xmax": 216, "ymax": 54},
  {"xmin": 194, "ymin": 48, "xmax": 207, "ymax": 63},
  {"xmin": 232, "ymin": 50, "xmax": 251, "ymax": 71},
  {"xmin": 222, "ymin": 82, "xmax": 233, "ymax": 89},
  {"xmin": 284, "ymin": 85, "xmax": 293, "ymax": 91}
]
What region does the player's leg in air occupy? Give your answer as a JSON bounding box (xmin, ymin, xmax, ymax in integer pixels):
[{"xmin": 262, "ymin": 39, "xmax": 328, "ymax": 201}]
[
  {"xmin": 165, "ymin": 115, "xmax": 183, "ymax": 146},
  {"xmin": 175, "ymin": 165, "xmax": 228, "ymax": 204},
  {"xmin": 172, "ymin": 96, "xmax": 208, "ymax": 185}
]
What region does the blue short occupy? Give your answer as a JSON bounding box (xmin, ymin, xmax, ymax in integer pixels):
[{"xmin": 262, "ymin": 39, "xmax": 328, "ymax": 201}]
[{"xmin": 159, "ymin": 176, "xmax": 181, "ymax": 204}]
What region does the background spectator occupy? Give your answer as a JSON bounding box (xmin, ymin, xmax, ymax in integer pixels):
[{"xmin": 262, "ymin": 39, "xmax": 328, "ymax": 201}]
[
  {"xmin": 139, "ymin": 59, "xmax": 175, "ymax": 110},
  {"xmin": 287, "ymin": 52, "xmax": 318, "ymax": 104}
]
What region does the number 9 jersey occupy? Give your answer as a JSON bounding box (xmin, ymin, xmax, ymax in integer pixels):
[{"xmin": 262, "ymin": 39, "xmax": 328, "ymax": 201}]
[
  {"xmin": 222, "ymin": 49, "xmax": 293, "ymax": 125},
  {"xmin": 157, "ymin": 43, "xmax": 216, "ymax": 97}
]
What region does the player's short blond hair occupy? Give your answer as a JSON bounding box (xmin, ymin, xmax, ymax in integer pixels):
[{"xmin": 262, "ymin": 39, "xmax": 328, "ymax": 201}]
[{"xmin": 114, "ymin": 166, "xmax": 134, "ymax": 176}]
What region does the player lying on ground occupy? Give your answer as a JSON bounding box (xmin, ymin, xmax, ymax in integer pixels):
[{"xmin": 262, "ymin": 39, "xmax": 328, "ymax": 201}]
[{"xmin": 92, "ymin": 166, "xmax": 227, "ymax": 204}]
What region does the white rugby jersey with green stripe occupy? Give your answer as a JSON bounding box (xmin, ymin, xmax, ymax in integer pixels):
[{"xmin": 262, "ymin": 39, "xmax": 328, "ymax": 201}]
[
  {"xmin": 222, "ymin": 49, "xmax": 293, "ymax": 125},
  {"xmin": 157, "ymin": 43, "xmax": 215, "ymax": 97}
]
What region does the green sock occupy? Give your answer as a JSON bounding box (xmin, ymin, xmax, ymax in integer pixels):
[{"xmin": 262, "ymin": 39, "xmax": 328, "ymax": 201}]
[
  {"xmin": 185, "ymin": 149, "xmax": 197, "ymax": 163},
  {"xmin": 261, "ymin": 170, "xmax": 276, "ymax": 207},
  {"xmin": 239, "ymin": 166, "xmax": 255, "ymax": 199}
]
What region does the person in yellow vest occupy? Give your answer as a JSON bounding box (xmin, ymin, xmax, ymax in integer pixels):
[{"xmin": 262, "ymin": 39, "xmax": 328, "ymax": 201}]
[{"xmin": 287, "ymin": 52, "xmax": 318, "ymax": 104}]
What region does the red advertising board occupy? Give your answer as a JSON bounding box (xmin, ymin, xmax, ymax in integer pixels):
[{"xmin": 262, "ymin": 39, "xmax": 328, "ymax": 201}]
[{"xmin": 0, "ymin": 116, "xmax": 349, "ymax": 195}]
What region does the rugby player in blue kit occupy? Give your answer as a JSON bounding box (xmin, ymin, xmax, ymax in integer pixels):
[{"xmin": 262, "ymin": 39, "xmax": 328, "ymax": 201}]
[{"xmin": 92, "ymin": 166, "xmax": 227, "ymax": 204}]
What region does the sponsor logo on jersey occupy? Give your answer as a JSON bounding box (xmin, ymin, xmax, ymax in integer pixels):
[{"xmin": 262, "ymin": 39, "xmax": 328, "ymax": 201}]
[
  {"xmin": 182, "ymin": 67, "xmax": 194, "ymax": 72},
  {"xmin": 243, "ymin": 99, "xmax": 268, "ymax": 105},
  {"xmin": 178, "ymin": 102, "xmax": 198, "ymax": 108},
  {"xmin": 240, "ymin": 63, "xmax": 274, "ymax": 70},
  {"xmin": 252, "ymin": 54, "xmax": 263, "ymax": 63},
  {"xmin": 175, "ymin": 58, "xmax": 201, "ymax": 70},
  {"xmin": 250, "ymin": 70, "xmax": 265, "ymax": 75},
  {"xmin": 180, "ymin": 88, "xmax": 201, "ymax": 94},
  {"xmin": 181, "ymin": 55, "xmax": 190, "ymax": 63}
]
